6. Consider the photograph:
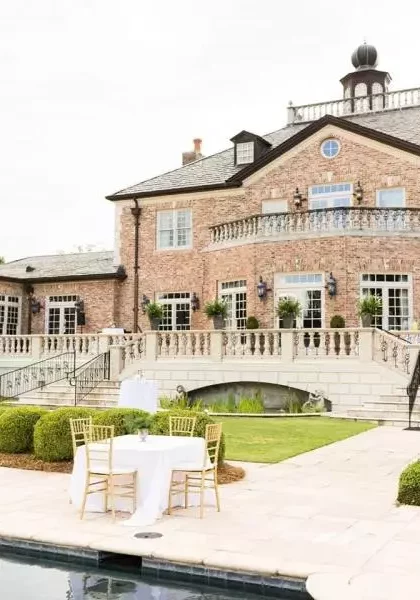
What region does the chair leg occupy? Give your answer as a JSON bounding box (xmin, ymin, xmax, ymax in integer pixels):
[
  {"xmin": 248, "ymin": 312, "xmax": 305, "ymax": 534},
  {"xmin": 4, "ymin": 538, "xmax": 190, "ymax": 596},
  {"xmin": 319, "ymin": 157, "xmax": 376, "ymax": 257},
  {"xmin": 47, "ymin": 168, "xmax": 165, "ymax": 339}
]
[
  {"xmin": 185, "ymin": 474, "xmax": 189, "ymax": 509},
  {"xmin": 167, "ymin": 472, "xmax": 174, "ymax": 515},
  {"xmin": 108, "ymin": 475, "xmax": 116, "ymax": 521},
  {"xmin": 132, "ymin": 472, "xmax": 137, "ymax": 515},
  {"xmin": 103, "ymin": 477, "xmax": 108, "ymax": 513},
  {"xmin": 80, "ymin": 473, "xmax": 90, "ymax": 520},
  {"xmin": 200, "ymin": 472, "xmax": 205, "ymax": 519},
  {"xmin": 214, "ymin": 470, "xmax": 221, "ymax": 512}
]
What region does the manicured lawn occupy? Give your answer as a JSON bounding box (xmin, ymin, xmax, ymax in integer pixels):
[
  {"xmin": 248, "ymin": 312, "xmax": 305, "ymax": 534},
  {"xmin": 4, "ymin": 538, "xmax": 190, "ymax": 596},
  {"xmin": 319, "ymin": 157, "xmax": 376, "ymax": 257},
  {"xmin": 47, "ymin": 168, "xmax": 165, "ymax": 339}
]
[{"xmin": 216, "ymin": 417, "xmax": 376, "ymax": 463}]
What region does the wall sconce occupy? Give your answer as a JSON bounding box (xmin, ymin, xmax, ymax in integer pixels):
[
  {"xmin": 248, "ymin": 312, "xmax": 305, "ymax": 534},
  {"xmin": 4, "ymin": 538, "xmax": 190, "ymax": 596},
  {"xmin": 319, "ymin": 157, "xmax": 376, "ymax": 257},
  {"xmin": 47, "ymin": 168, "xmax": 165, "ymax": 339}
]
[
  {"xmin": 30, "ymin": 298, "xmax": 41, "ymax": 314},
  {"xmin": 293, "ymin": 187, "xmax": 304, "ymax": 208},
  {"xmin": 141, "ymin": 294, "xmax": 150, "ymax": 313},
  {"xmin": 354, "ymin": 181, "xmax": 363, "ymax": 203},
  {"xmin": 257, "ymin": 277, "xmax": 270, "ymax": 300},
  {"xmin": 326, "ymin": 272, "xmax": 337, "ymax": 298},
  {"xmin": 75, "ymin": 298, "xmax": 86, "ymax": 326},
  {"xmin": 191, "ymin": 293, "xmax": 200, "ymax": 311}
]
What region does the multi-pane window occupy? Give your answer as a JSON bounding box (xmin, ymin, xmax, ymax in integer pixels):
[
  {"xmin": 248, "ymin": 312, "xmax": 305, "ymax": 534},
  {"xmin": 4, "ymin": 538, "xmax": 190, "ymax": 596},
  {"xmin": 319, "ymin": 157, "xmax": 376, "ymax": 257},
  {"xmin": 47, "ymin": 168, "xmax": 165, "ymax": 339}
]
[
  {"xmin": 220, "ymin": 281, "xmax": 247, "ymax": 330},
  {"xmin": 274, "ymin": 273, "xmax": 324, "ymax": 328},
  {"xmin": 377, "ymin": 188, "xmax": 405, "ymax": 208},
  {"xmin": 157, "ymin": 209, "xmax": 192, "ymax": 250},
  {"xmin": 0, "ymin": 295, "xmax": 21, "ymax": 335},
  {"xmin": 309, "ymin": 183, "xmax": 353, "ymax": 210},
  {"xmin": 46, "ymin": 296, "xmax": 77, "ymax": 335},
  {"xmin": 236, "ymin": 142, "xmax": 254, "ymax": 165},
  {"xmin": 157, "ymin": 292, "xmax": 191, "ymax": 331},
  {"xmin": 360, "ymin": 274, "xmax": 411, "ymax": 330}
]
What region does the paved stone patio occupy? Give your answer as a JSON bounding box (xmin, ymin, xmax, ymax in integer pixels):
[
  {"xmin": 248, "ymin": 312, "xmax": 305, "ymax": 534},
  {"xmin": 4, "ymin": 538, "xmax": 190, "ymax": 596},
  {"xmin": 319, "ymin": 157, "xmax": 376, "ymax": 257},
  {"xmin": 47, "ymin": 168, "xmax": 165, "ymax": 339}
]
[{"xmin": 0, "ymin": 427, "xmax": 420, "ymax": 592}]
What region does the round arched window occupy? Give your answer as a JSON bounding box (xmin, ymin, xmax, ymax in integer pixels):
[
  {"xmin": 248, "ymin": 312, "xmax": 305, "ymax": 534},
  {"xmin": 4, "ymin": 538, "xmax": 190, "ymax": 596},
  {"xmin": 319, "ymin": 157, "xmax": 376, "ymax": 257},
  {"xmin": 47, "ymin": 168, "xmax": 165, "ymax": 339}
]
[{"xmin": 321, "ymin": 139, "xmax": 340, "ymax": 159}]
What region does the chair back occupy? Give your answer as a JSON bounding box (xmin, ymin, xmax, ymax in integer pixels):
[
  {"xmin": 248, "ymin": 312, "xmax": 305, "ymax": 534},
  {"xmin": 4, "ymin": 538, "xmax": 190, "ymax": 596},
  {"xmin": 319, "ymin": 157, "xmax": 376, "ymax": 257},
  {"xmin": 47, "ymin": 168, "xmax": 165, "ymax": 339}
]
[
  {"xmin": 83, "ymin": 425, "xmax": 114, "ymax": 473},
  {"xmin": 169, "ymin": 416, "xmax": 197, "ymax": 437},
  {"xmin": 204, "ymin": 423, "xmax": 222, "ymax": 469},
  {"xmin": 69, "ymin": 417, "xmax": 93, "ymax": 457}
]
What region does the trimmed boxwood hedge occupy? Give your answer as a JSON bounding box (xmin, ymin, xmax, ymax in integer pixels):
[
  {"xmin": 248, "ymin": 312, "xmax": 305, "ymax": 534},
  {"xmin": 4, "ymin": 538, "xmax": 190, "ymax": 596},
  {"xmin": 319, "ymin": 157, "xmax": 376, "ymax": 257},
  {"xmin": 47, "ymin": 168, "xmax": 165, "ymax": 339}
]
[
  {"xmin": 93, "ymin": 408, "xmax": 150, "ymax": 436},
  {"xmin": 150, "ymin": 409, "xmax": 225, "ymax": 462},
  {"xmin": 0, "ymin": 407, "xmax": 47, "ymax": 453},
  {"xmin": 397, "ymin": 460, "xmax": 420, "ymax": 506}
]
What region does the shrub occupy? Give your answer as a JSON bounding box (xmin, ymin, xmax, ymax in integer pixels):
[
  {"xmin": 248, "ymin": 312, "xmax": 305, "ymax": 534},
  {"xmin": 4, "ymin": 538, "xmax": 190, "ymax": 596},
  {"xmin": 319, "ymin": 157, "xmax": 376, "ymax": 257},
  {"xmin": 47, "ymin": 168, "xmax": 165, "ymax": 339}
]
[
  {"xmin": 204, "ymin": 299, "xmax": 227, "ymax": 318},
  {"xmin": 237, "ymin": 391, "xmax": 264, "ymax": 413},
  {"xmin": 246, "ymin": 316, "xmax": 259, "ymax": 329},
  {"xmin": 397, "ymin": 461, "xmax": 420, "ymax": 506},
  {"xmin": 150, "ymin": 409, "xmax": 225, "ymax": 463},
  {"xmin": 34, "ymin": 407, "xmax": 95, "ymax": 462},
  {"xmin": 0, "ymin": 407, "xmax": 47, "ymax": 453},
  {"xmin": 283, "ymin": 390, "xmax": 303, "ymax": 414},
  {"xmin": 330, "ymin": 315, "xmax": 345, "ymax": 328},
  {"xmin": 93, "ymin": 408, "xmax": 151, "ymax": 436}
]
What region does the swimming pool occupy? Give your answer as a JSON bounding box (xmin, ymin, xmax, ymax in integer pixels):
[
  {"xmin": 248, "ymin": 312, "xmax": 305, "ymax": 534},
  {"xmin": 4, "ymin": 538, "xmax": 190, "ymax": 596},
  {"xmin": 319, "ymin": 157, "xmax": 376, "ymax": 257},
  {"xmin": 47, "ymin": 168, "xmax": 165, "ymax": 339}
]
[{"xmin": 0, "ymin": 554, "xmax": 307, "ymax": 599}]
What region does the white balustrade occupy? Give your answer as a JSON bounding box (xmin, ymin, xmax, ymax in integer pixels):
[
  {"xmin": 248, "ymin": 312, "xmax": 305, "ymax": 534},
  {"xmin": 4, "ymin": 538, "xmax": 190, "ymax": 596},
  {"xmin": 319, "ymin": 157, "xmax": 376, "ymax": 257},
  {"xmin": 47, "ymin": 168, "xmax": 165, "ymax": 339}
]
[
  {"xmin": 0, "ymin": 335, "xmax": 32, "ymax": 356},
  {"xmin": 223, "ymin": 330, "xmax": 282, "ymax": 358},
  {"xmin": 293, "ymin": 329, "xmax": 360, "ymax": 359},
  {"xmin": 123, "ymin": 337, "xmax": 145, "ymax": 367},
  {"xmin": 157, "ymin": 332, "xmax": 211, "ymax": 358},
  {"xmin": 373, "ymin": 330, "xmax": 414, "ymax": 375}
]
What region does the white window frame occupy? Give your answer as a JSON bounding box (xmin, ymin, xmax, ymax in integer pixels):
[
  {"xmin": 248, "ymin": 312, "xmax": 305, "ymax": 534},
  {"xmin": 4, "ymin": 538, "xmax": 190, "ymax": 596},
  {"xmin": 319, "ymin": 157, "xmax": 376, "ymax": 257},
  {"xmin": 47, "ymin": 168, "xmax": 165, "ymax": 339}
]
[
  {"xmin": 360, "ymin": 274, "xmax": 412, "ymax": 331},
  {"xmin": 308, "ymin": 183, "xmax": 353, "ymax": 210},
  {"xmin": 274, "ymin": 273, "xmax": 325, "ymax": 328},
  {"xmin": 219, "ymin": 280, "xmax": 247, "ymax": 330},
  {"xmin": 376, "ymin": 187, "xmax": 406, "ymax": 208},
  {"xmin": 156, "ymin": 292, "xmax": 191, "ymax": 331},
  {"xmin": 320, "ymin": 139, "xmax": 341, "ymax": 159},
  {"xmin": 236, "ymin": 142, "xmax": 254, "ymax": 165},
  {"xmin": 0, "ymin": 295, "xmax": 21, "ymax": 335},
  {"xmin": 45, "ymin": 295, "xmax": 78, "ymax": 335},
  {"xmin": 156, "ymin": 209, "xmax": 192, "ymax": 251},
  {"xmin": 262, "ymin": 199, "xmax": 288, "ymax": 214}
]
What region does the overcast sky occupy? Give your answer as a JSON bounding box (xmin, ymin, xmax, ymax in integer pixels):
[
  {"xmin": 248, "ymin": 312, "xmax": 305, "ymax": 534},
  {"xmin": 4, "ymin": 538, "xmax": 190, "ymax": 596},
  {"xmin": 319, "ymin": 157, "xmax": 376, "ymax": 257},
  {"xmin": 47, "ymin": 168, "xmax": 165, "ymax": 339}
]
[{"xmin": 1, "ymin": 0, "xmax": 419, "ymax": 261}]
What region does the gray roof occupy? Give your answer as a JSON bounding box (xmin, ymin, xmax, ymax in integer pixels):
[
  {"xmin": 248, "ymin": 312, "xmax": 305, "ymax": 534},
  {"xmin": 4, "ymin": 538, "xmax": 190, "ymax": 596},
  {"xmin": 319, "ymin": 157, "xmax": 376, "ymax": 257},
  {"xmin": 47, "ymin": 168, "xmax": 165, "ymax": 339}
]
[
  {"xmin": 0, "ymin": 251, "xmax": 119, "ymax": 281},
  {"xmin": 110, "ymin": 105, "xmax": 420, "ymax": 198}
]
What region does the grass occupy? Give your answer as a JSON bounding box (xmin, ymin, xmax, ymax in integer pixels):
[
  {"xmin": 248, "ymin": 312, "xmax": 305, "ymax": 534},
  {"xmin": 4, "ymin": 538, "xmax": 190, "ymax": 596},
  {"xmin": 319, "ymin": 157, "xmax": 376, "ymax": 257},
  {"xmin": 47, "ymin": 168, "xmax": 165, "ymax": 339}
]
[{"xmin": 215, "ymin": 417, "xmax": 376, "ymax": 463}]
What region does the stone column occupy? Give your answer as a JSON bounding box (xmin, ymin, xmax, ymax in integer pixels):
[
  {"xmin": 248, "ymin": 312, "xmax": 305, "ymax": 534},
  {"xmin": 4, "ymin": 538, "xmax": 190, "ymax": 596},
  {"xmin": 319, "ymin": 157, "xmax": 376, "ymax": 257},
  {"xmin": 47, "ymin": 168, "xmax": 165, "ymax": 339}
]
[
  {"xmin": 358, "ymin": 328, "xmax": 374, "ymax": 362},
  {"xmin": 280, "ymin": 330, "xmax": 294, "ymax": 361},
  {"xmin": 145, "ymin": 332, "xmax": 158, "ymax": 361},
  {"xmin": 31, "ymin": 335, "xmax": 42, "ymax": 359},
  {"xmin": 109, "ymin": 345, "xmax": 124, "ymax": 381},
  {"xmin": 210, "ymin": 331, "xmax": 223, "ymax": 361}
]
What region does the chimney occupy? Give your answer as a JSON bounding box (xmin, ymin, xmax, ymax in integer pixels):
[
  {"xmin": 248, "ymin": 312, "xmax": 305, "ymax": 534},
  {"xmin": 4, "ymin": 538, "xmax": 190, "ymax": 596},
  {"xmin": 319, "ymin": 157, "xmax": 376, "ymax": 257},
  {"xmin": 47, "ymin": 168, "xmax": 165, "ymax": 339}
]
[{"xmin": 182, "ymin": 138, "xmax": 203, "ymax": 166}]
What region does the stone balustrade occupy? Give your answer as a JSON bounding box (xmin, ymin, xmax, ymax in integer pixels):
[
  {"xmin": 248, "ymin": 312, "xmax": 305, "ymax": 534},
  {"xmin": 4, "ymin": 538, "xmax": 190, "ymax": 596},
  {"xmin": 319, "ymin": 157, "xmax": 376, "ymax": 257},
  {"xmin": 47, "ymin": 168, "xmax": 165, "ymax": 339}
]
[
  {"xmin": 287, "ymin": 86, "xmax": 420, "ymax": 124},
  {"xmin": 209, "ymin": 207, "xmax": 420, "ymax": 248}
]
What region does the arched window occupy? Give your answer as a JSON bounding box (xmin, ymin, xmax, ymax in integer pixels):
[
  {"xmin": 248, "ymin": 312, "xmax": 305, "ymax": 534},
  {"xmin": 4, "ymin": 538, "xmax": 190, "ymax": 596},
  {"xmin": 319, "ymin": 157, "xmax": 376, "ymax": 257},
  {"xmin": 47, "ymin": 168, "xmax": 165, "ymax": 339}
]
[
  {"xmin": 372, "ymin": 82, "xmax": 384, "ymax": 110},
  {"xmin": 354, "ymin": 82, "xmax": 367, "ymax": 97}
]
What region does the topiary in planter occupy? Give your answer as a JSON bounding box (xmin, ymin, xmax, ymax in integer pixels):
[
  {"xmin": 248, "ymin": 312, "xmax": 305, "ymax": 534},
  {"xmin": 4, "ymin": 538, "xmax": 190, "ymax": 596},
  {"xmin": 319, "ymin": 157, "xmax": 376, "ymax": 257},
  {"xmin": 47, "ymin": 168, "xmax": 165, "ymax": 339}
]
[
  {"xmin": 246, "ymin": 316, "xmax": 259, "ymax": 329},
  {"xmin": 330, "ymin": 315, "xmax": 345, "ymax": 328},
  {"xmin": 150, "ymin": 409, "xmax": 225, "ymax": 463},
  {"xmin": 34, "ymin": 407, "xmax": 95, "ymax": 462},
  {"xmin": 397, "ymin": 460, "xmax": 420, "ymax": 506},
  {"xmin": 93, "ymin": 408, "xmax": 151, "ymax": 436},
  {"xmin": 0, "ymin": 407, "xmax": 47, "ymax": 453}
]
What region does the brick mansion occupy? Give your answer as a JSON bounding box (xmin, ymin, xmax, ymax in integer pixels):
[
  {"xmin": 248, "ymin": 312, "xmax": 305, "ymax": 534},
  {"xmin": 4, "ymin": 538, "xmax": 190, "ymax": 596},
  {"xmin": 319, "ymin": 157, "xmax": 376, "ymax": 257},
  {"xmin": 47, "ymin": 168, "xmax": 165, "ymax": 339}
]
[{"xmin": 2, "ymin": 42, "xmax": 420, "ymax": 337}]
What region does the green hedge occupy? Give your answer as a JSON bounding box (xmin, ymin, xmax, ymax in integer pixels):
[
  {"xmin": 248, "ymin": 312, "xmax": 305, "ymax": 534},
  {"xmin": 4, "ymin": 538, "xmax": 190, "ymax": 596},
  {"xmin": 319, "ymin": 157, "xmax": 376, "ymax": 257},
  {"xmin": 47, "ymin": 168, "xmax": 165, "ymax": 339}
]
[
  {"xmin": 0, "ymin": 407, "xmax": 47, "ymax": 453},
  {"xmin": 150, "ymin": 409, "xmax": 225, "ymax": 463},
  {"xmin": 93, "ymin": 408, "xmax": 150, "ymax": 436},
  {"xmin": 397, "ymin": 461, "xmax": 420, "ymax": 506},
  {"xmin": 34, "ymin": 407, "xmax": 95, "ymax": 462}
]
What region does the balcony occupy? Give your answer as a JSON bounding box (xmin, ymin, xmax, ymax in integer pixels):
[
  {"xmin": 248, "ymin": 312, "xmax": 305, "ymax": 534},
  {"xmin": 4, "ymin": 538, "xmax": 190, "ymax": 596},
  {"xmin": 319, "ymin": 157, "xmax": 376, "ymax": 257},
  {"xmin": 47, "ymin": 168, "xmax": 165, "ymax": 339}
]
[
  {"xmin": 287, "ymin": 87, "xmax": 420, "ymax": 124},
  {"xmin": 208, "ymin": 207, "xmax": 420, "ymax": 248}
]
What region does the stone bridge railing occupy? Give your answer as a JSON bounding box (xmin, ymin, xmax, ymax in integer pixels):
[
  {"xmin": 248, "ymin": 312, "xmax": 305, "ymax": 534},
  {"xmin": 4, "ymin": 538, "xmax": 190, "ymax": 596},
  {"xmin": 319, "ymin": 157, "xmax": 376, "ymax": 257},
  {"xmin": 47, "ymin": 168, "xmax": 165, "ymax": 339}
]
[{"xmin": 209, "ymin": 208, "xmax": 420, "ymax": 248}]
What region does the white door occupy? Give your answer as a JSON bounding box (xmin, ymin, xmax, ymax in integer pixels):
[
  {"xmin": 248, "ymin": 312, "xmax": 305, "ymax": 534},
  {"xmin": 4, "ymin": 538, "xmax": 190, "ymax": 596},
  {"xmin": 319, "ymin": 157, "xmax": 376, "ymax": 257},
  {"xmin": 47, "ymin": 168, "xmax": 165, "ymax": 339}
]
[
  {"xmin": 360, "ymin": 274, "xmax": 411, "ymax": 330},
  {"xmin": 46, "ymin": 296, "xmax": 77, "ymax": 334},
  {"xmin": 274, "ymin": 273, "xmax": 324, "ymax": 329}
]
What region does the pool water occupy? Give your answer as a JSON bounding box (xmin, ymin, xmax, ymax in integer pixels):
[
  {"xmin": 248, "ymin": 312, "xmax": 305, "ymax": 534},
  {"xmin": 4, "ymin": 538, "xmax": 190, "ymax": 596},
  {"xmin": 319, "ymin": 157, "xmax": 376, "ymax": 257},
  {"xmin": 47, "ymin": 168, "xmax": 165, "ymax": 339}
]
[{"xmin": 0, "ymin": 554, "xmax": 304, "ymax": 599}]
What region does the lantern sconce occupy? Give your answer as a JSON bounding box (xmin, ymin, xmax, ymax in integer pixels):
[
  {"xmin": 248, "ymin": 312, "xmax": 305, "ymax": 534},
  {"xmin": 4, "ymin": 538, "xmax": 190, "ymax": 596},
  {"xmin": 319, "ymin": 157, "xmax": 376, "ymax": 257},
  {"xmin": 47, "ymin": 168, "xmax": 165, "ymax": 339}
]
[
  {"xmin": 141, "ymin": 294, "xmax": 150, "ymax": 313},
  {"xmin": 326, "ymin": 272, "xmax": 337, "ymax": 298},
  {"xmin": 257, "ymin": 276, "xmax": 271, "ymax": 300},
  {"xmin": 353, "ymin": 181, "xmax": 363, "ymax": 203},
  {"xmin": 30, "ymin": 297, "xmax": 41, "ymax": 314},
  {"xmin": 293, "ymin": 187, "xmax": 305, "ymax": 208},
  {"xmin": 191, "ymin": 293, "xmax": 200, "ymax": 312}
]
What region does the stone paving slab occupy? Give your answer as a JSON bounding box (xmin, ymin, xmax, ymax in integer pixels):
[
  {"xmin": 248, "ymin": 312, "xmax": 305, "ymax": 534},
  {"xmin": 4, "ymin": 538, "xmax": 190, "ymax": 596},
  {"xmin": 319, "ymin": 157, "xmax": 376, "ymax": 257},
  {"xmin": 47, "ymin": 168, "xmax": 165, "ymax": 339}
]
[{"xmin": 0, "ymin": 427, "xmax": 419, "ymax": 595}]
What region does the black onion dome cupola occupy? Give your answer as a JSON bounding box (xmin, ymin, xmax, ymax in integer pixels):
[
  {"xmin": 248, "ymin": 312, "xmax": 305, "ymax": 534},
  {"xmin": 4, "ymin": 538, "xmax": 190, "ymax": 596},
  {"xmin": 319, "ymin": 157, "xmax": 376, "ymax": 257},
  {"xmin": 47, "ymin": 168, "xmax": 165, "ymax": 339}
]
[{"xmin": 351, "ymin": 42, "xmax": 378, "ymax": 70}]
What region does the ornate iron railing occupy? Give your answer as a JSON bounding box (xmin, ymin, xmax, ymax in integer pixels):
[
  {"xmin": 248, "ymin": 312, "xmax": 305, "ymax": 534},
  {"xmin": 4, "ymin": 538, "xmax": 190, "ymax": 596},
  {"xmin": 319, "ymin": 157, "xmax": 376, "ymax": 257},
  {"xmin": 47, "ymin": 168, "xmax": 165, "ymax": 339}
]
[
  {"xmin": 69, "ymin": 351, "xmax": 110, "ymax": 406},
  {"xmin": 407, "ymin": 350, "xmax": 420, "ymax": 429},
  {"xmin": 287, "ymin": 86, "xmax": 420, "ymax": 124},
  {"xmin": 0, "ymin": 352, "xmax": 76, "ymax": 398},
  {"xmin": 209, "ymin": 207, "xmax": 420, "ymax": 246}
]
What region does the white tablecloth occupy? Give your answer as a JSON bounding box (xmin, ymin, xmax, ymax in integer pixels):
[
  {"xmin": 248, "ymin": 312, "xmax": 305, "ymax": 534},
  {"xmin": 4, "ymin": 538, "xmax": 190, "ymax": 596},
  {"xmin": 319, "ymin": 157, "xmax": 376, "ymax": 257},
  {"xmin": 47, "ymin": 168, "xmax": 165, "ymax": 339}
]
[
  {"xmin": 118, "ymin": 378, "xmax": 158, "ymax": 413},
  {"xmin": 69, "ymin": 435, "xmax": 212, "ymax": 526}
]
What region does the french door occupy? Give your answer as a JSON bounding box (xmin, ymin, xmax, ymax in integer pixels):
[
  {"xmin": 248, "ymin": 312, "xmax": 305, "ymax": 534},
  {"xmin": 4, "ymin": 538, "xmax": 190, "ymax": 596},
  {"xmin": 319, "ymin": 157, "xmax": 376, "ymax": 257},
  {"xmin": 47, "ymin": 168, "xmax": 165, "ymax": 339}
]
[
  {"xmin": 46, "ymin": 296, "xmax": 77, "ymax": 334},
  {"xmin": 220, "ymin": 280, "xmax": 247, "ymax": 330},
  {"xmin": 275, "ymin": 288, "xmax": 324, "ymax": 328},
  {"xmin": 361, "ymin": 274, "xmax": 411, "ymax": 330},
  {"xmin": 157, "ymin": 292, "xmax": 191, "ymax": 331}
]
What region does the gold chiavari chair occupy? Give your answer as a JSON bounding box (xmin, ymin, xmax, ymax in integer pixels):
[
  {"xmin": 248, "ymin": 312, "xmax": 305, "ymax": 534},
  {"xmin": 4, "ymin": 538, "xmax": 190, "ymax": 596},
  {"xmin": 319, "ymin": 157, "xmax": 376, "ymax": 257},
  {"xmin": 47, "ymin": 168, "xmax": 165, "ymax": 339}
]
[
  {"xmin": 169, "ymin": 415, "xmax": 197, "ymax": 437},
  {"xmin": 168, "ymin": 423, "xmax": 222, "ymax": 518},
  {"xmin": 70, "ymin": 417, "xmax": 93, "ymax": 458},
  {"xmin": 80, "ymin": 425, "xmax": 137, "ymax": 521}
]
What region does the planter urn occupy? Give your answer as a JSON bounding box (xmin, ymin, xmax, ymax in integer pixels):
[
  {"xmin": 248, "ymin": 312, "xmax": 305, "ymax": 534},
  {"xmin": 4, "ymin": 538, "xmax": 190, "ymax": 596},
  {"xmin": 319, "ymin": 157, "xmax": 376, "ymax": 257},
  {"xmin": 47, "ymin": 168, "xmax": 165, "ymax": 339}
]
[
  {"xmin": 149, "ymin": 317, "xmax": 161, "ymax": 331},
  {"xmin": 282, "ymin": 315, "xmax": 294, "ymax": 329},
  {"xmin": 212, "ymin": 315, "xmax": 225, "ymax": 330},
  {"xmin": 361, "ymin": 314, "xmax": 372, "ymax": 327}
]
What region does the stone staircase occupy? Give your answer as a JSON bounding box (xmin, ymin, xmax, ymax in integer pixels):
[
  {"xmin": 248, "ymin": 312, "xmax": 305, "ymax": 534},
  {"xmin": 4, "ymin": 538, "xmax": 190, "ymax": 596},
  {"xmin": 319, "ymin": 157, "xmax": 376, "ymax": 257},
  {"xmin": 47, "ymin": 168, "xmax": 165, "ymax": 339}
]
[
  {"xmin": 14, "ymin": 380, "xmax": 120, "ymax": 408},
  {"xmin": 338, "ymin": 392, "xmax": 420, "ymax": 427}
]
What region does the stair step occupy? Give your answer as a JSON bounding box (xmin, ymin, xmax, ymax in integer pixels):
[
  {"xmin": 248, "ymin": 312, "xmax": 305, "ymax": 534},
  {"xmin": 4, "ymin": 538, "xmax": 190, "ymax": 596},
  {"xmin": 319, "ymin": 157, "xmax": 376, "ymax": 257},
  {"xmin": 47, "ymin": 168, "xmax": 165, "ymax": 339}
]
[{"xmin": 329, "ymin": 413, "xmax": 420, "ymax": 427}]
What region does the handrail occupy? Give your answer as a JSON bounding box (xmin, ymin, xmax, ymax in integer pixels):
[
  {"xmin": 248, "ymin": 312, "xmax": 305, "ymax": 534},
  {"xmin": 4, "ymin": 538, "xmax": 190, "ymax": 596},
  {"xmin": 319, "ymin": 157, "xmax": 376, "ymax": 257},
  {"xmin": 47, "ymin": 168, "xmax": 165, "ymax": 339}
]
[
  {"xmin": 407, "ymin": 350, "xmax": 420, "ymax": 429},
  {"xmin": 69, "ymin": 351, "xmax": 110, "ymax": 406},
  {"xmin": 0, "ymin": 352, "xmax": 77, "ymax": 398}
]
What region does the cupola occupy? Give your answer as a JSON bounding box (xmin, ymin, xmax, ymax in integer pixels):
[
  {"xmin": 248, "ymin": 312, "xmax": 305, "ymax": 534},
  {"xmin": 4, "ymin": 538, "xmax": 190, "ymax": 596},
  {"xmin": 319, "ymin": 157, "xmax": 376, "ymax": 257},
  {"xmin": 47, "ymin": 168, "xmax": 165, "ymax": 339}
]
[{"xmin": 230, "ymin": 131, "xmax": 272, "ymax": 166}]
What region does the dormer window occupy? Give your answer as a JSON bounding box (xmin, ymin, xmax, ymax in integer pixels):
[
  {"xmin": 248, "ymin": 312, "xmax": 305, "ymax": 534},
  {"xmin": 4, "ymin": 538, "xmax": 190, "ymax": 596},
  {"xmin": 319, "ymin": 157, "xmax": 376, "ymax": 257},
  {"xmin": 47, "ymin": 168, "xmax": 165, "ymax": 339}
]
[{"xmin": 236, "ymin": 142, "xmax": 254, "ymax": 165}]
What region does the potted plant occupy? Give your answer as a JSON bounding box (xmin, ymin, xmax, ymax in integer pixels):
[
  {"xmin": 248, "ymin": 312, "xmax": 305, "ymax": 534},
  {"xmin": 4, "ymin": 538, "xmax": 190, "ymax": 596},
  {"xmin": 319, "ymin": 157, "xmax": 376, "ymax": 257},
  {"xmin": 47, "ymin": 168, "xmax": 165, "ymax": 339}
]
[
  {"xmin": 277, "ymin": 297, "xmax": 302, "ymax": 329},
  {"xmin": 124, "ymin": 414, "xmax": 152, "ymax": 442},
  {"xmin": 145, "ymin": 302, "xmax": 163, "ymax": 330},
  {"xmin": 204, "ymin": 299, "xmax": 227, "ymax": 330},
  {"xmin": 358, "ymin": 295, "xmax": 382, "ymax": 327}
]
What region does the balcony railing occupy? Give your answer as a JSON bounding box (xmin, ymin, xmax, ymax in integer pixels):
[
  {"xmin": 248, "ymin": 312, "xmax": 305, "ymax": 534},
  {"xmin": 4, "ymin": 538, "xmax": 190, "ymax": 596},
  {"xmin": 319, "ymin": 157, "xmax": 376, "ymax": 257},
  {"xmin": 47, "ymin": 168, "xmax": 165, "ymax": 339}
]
[
  {"xmin": 209, "ymin": 207, "xmax": 420, "ymax": 247},
  {"xmin": 287, "ymin": 87, "xmax": 420, "ymax": 124}
]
